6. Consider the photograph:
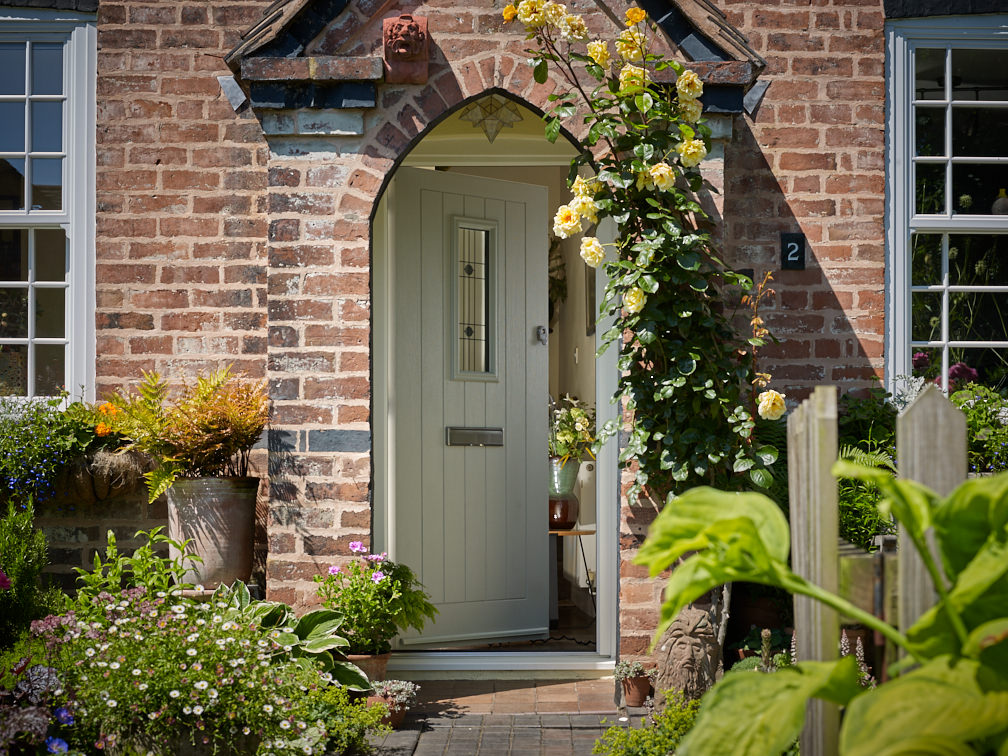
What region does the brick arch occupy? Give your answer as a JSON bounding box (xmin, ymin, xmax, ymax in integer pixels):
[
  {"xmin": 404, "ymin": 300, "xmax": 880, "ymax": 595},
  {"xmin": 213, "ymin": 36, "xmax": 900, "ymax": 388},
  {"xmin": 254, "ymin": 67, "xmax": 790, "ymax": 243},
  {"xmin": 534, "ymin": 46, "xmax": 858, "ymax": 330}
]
[{"xmin": 367, "ymin": 82, "xmax": 584, "ymax": 223}]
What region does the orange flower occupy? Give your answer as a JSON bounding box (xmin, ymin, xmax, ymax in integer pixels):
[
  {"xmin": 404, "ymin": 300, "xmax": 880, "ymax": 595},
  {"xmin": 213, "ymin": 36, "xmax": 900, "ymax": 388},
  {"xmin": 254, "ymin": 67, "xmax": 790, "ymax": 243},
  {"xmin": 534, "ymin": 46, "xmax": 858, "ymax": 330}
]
[
  {"xmin": 502, "ymin": 3, "xmax": 517, "ymax": 22},
  {"xmin": 95, "ymin": 422, "xmax": 111, "ymax": 437},
  {"xmin": 625, "ymin": 6, "xmax": 647, "ymax": 25},
  {"xmin": 98, "ymin": 401, "xmax": 119, "ymax": 416}
]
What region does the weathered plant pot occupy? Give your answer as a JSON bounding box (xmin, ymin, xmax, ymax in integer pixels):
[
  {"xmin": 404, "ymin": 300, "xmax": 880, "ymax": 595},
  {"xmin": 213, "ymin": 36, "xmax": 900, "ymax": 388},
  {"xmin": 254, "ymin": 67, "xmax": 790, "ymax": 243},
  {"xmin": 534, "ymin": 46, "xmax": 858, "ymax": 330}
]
[
  {"xmin": 366, "ymin": 695, "xmax": 407, "ymax": 728},
  {"xmin": 621, "ymin": 675, "xmax": 652, "ymax": 708},
  {"xmin": 167, "ymin": 477, "xmax": 259, "ymax": 588},
  {"xmin": 348, "ymin": 652, "xmax": 391, "ymax": 683}
]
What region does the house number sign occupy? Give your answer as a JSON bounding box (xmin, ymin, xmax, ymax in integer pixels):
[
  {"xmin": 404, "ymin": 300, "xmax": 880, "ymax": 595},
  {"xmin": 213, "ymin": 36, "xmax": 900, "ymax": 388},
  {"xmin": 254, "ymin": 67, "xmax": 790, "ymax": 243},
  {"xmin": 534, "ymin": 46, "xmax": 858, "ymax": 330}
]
[{"xmin": 780, "ymin": 232, "xmax": 806, "ymax": 270}]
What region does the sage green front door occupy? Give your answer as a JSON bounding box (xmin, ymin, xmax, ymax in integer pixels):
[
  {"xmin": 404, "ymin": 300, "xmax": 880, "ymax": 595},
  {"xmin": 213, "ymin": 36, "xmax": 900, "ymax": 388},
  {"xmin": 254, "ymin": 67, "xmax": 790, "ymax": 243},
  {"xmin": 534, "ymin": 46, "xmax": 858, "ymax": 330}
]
[{"xmin": 389, "ymin": 166, "xmax": 549, "ymax": 646}]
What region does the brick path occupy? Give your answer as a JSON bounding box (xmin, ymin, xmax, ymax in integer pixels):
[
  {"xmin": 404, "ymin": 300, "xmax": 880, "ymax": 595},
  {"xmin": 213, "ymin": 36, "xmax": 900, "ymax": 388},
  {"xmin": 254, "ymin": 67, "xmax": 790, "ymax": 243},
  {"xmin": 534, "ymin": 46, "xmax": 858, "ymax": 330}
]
[{"xmin": 368, "ymin": 679, "xmax": 648, "ymax": 756}]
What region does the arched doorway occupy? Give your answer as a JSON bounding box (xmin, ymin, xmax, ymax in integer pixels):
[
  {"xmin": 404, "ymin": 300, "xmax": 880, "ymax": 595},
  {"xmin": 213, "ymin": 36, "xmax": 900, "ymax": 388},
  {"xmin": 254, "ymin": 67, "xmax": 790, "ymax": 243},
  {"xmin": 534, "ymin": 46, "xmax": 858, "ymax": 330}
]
[{"xmin": 371, "ymin": 93, "xmax": 618, "ymax": 672}]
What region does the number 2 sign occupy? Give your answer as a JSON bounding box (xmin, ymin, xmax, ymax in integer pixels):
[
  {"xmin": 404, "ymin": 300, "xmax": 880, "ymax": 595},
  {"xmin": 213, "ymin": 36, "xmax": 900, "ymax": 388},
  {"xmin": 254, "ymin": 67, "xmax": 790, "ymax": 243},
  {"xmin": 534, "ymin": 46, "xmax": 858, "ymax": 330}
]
[{"xmin": 780, "ymin": 232, "xmax": 806, "ymax": 270}]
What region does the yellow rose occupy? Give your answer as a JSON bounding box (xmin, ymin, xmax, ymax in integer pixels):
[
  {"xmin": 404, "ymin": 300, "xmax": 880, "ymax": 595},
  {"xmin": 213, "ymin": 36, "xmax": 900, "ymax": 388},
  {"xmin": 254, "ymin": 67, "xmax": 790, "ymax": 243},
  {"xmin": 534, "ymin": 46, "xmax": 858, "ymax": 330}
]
[
  {"xmin": 677, "ymin": 138, "xmax": 707, "ymax": 168},
  {"xmin": 635, "ymin": 169, "xmax": 654, "ymax": 192},
  {"xmin": 625, "ymin": 6, "xmax": 647, "ymax": 25},
  {"xmin": 618, "ymin": 63, "xmax": 645, "ymax": 92},
  {"xmin": 559, "ymin": 13, "xmax": 588, "ymax": 41},
  {"xmin": 676, "ymin": 69, "xmax": 703, "ymax": 100},
  {"xmin": 623, "ymin": 286, "xmax": 646, "ymax": 314},
  {"xmin": 679, "ymin": 96, "xmax": 702, "ymax": 123},
  {"xmin": 648, "ymin": 162, "xmax": 675, "ymax": 191},
  {"xmin": 553, "ymin": 203, "xmax": 582, "ymax": 239},
  {"xmin": 570, "ymin": 194, "xmax": 598, "ymax": 224},
  {"xmin": 543, "ymin": 1, "xmax": 567, "ymax": 26},
  {"xmin": 580, "ymin": 236, "xmax": 605, "ymax": 268},
  {"xmin": 502, "ymin": 3, "xmax": 517, "ymax": 22},
  {"xmin": 587, "ymin": 40, "xmax": 610, "ymax": 68},
  {"xmin": 616, "ymin": 28, "xmax": 645, "ymax": 62},
  {"xmin": 572, "ymin": 175, "xmax": 601, "ymax": 198},
  {"xmin": 517, "ymin": 0, "xmax": 546, "ymax": 27},
  {"xmin": 757, "ymin": 390, "xmax": 787, "ymax": 421}
]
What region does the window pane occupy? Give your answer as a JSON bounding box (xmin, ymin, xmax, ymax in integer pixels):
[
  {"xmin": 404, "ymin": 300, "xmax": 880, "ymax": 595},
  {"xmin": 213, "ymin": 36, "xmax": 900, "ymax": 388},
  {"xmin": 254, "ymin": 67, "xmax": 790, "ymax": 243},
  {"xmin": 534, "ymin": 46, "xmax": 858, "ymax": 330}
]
[
  {"xmin": 35, "ymin": 287, "xmax": 64, "ymax": 338},
  {"xmin": 0, "ymin": 159, "xmax": 25, "ymax": 210},
  {"xmin": 30, "ymin": 158, "xmax": 61, "ymax": 210},
  {"xmin": 950, "ymin": 234, "xmax": 1008, "ymax": 286},
  {"xmin": 949, "ymin": 291, "xmax": 1008, "ymax": 342},
  {"xmin": 0, "ymin": 44, "xmax": 25, "ymax": 96},
  {"xmin": 0, "ymin": 288, "xmax": 28, "ymax": 337},
  {"xmin": 950, "ymin": 348, "xmax": 1008, "ymax": 391},
  {"xmin": 953, "ymin": 164, "xmax": 1005, "ymax": 215},
  {"xmin": 31, "ymin": 102, "xmax": 62, "ymax": 153},
  {"xmin": 0, "ymin": 229, "xmax": 27, "ymax": 281},
  {"xmin": 912, "ymin": 291, "xmax": 942, "ymax": 341},
  {"xmin": 915, "ymin": 47, "xmax": 945, "ymax": 100},
  {"xmin": 34, "ymin": 343, "xmax": 64, "ymax": 395},
  {"xmin": 457, "ymin": 226, "xmax": 491, "ymax": 374},
  {"xmin": 0, "ymin": 345, "xmax": 27, "ymax": 396},
  {"xmin": 952, "ymin": 106, "xmax": 1008, "ymax": 157},
  {"xmin": 0, "ymin": 102, "xmax": 26, "ymax": 152},
  {"xmin": 952, "ymin": 48, "xmax": 1008, "ymax": 102},
  {"xmin": 911, "ymin": 233, "xmax": 942, "ymax": 286},
  {"xmin": 35, "ymin": 229, "xmax": 66, "ymax": 281},
  {"xmin": 915, "ymin": 106, "xmax": 944, "ymax": 157},
  {"xmin": 915, "ymin": 162, "xmax": 945, "ymax": 214},
  {"xmin": 30, "ymin": 44, "xmax": 62, "ymax": 96}
]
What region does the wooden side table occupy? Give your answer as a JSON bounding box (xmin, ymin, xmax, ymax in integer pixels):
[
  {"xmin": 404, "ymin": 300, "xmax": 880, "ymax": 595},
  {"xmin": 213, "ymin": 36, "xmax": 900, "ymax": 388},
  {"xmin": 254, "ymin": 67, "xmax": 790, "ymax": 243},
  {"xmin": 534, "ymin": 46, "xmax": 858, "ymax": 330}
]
[{"xmin": 548, "ymin": 528, "xmax": 596, "ymax": 624}]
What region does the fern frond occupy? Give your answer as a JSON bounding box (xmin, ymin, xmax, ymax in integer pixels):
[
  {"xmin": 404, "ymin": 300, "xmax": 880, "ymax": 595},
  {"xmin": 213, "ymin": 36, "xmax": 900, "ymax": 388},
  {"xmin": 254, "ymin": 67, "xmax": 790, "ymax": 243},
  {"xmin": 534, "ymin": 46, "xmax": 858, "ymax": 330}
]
[
  {"xmin": 838, "ymin": 444, "xmax": 896, "ymax": 473},
  {"xmin": 145, "ymin": 460, "xmax": 182, "ymax": 503}
]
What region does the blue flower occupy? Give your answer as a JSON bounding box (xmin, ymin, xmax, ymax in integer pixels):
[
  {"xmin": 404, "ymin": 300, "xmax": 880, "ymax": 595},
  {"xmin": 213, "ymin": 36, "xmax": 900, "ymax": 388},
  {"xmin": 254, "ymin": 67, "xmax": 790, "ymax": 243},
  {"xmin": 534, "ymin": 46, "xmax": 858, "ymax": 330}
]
[
  {"xmin": 46, "ymin": 736, "xmax": 69, "ymax": 753},
  {"xmin": 54, "ymin": 706, "xmax": 74, "ymax": 725}
]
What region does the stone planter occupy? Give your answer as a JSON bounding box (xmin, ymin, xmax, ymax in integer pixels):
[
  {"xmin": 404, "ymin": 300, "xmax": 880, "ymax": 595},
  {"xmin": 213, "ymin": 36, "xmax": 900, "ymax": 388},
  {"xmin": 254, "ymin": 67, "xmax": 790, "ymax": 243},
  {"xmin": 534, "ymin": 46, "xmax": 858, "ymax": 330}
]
[
  {"xmin": 166, "ymin": 477, "xmax": 259, "ymax": 588},
  {"xmin": 621, "ymin": 675, "xmax": 652, "ymax": 707}
]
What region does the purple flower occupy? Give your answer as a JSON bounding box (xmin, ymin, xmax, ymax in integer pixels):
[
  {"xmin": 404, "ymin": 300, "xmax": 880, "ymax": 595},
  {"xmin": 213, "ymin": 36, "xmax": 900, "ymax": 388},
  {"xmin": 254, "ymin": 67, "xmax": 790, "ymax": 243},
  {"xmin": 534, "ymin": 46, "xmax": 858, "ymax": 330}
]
[
  {"xmin": 46, "ymin": 737, "xmax": 68, "ymax": 753},
  {"xmin": 371, "ymin": 571, "xmax": 385, "ymax": 583},
  {"xmin": 912, "ymin": 351, "xmax": 930, "ymax": 370},
  {"xmin": 0, "ymin": 569, "xmax": 10, "ymax": 591},
  {"xmin": 948, "ymin": 361, "xmax": 978, "ymax": 388},
  {"xmin": 54, "ymin": 706, "xmax": 74, "ymax": 725},
  {"xmin": 366, "ymin": 552, "xmax": 388, "ymax": 562},
  {"xmin": 328, "ymin": 565, "xmax": 341, "ymax": 576},
  {"xmin": 348, "ymin": 541, "xmax": 367, "ymax": 554}
]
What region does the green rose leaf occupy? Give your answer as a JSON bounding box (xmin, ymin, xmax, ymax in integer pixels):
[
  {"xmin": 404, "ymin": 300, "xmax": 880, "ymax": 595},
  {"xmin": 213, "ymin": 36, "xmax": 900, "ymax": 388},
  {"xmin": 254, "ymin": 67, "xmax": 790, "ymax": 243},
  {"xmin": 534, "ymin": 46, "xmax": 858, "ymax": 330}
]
[{"xmin": 533, "ymin": 58, "xmax": 548, "ymax": 83}]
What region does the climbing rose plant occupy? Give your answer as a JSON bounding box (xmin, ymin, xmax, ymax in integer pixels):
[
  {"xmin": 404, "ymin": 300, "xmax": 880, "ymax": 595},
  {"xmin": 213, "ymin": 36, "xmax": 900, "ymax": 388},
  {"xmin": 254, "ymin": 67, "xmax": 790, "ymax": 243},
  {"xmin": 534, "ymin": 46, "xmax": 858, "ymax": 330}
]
[{"xmin": 504, "ymin": 2, "xmax": 779, "ymax": 500}]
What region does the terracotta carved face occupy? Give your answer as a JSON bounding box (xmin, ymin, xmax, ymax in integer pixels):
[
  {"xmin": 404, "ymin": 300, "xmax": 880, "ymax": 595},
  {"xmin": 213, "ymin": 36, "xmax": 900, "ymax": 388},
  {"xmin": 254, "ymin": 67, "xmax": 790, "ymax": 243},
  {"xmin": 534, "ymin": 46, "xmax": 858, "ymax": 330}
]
[{"xmin": 385, "ymin": 17, "xmax": 424, "ymax": 60}]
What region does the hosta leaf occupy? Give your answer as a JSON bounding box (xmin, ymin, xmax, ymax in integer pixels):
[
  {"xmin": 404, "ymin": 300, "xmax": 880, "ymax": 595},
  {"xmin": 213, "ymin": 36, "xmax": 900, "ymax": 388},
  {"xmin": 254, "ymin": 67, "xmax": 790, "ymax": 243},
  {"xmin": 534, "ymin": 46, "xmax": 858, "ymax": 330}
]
[{"xmin": 678, "ymin": 658, "xmax": 861, "ymax": 756}]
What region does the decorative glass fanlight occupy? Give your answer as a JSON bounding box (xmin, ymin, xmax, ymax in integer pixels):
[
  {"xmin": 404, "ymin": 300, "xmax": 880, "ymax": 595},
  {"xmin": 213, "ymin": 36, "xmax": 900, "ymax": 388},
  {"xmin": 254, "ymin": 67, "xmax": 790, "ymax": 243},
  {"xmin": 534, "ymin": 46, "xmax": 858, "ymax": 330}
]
[{"xmin": 458, "ymin": 94, "xmax": 523, "ymax": 143}]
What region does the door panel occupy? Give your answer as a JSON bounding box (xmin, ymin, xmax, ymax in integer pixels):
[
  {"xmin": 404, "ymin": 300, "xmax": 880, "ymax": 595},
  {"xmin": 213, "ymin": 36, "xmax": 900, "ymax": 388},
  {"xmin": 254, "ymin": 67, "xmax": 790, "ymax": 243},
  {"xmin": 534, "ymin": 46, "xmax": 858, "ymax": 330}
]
[{"xmin": 391, "ymin": 166, "xmax": 548, "ymax": 645}]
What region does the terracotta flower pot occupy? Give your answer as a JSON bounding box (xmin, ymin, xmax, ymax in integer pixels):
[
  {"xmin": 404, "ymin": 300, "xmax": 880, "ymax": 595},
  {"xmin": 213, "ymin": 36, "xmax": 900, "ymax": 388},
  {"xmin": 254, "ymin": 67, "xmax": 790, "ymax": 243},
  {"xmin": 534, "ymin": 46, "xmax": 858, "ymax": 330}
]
[
  {"xmin": 367, "ymin": 695, "xmax": 407, "ymax": 728},
  {"xmin": 166, "ymin": 477, "xmax": 259, "ymax": 588},
  {"xmin": 621, "ymin": 675, "xmax": 652, "ymax": 707},
  {"xmin": 348, "ymin": 652, "xmax": 390, "ymax": 683}
]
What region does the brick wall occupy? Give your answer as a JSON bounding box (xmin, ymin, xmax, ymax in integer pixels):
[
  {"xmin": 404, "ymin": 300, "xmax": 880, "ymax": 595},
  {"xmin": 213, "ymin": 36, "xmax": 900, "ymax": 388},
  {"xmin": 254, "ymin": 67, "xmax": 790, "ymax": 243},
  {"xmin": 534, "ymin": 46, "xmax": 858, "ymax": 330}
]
[
  {"xmin": 722, "ymin": 0, "xmax": 887, "ymax": 401},
  {"xmin": 94, "ymin": 0, "xmax": 272, "ymax": 398}
]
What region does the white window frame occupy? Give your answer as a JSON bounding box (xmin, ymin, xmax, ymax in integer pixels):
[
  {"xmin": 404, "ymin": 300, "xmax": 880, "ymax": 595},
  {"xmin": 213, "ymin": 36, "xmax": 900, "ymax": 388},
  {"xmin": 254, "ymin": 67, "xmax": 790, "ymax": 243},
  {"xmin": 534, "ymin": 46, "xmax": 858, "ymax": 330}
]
[{"xmin": 0, "ymin": 7, "xmax": 95, "ymax": 400}]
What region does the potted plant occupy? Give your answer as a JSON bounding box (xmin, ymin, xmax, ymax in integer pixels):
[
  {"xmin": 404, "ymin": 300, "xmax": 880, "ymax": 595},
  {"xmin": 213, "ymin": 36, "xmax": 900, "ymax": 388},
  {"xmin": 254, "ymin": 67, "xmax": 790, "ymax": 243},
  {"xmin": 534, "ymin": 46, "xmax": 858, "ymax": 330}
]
[
  {"xmin": 548, "ymin": 394, "xmax": 596, "ymax": 529},
  {"xmin": 103, "ymin": 365, "xmax": 269, "ymax": 587},
  {"xmin": 367, "ymin": 679, "xmax": 420, "ymax": 729},
  {"xmin": 314, "ymin": 542, "xmax": 438, "ymax": 681},
  {"xmin": 615, "ymin": 659, "xmax": 655, "ymax": 708}
]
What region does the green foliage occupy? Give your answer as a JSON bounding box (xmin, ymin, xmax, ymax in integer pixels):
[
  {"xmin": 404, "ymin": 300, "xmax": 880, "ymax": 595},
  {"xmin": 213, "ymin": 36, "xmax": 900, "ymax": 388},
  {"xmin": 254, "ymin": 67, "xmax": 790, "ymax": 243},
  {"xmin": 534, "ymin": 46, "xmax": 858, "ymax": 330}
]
[
  {"xmin": 549, "ymin": 394, "xmax": 596, "ymax": 462},
  {"xmin": 314, "ymin": 545, "xmax": 438, "ymax": 655},
  {"xmin": 592, "ymin": 692, "xmax": 699, "ymax": 756},
  {"xmin": 0, "ymin": 395, "xmax": 97, "ymax": 504},
  {"xmin": 71, "ymin": 527, "xmax": 200, "ymax": 620},
  {"xmin": 0, "ymin": 499, "xmax": 63, "ymax": 647},
  {"xmin": 106, "ymin": 366, "xmax": 269, "ymax": 502},
  {"xmin": 635, "ymin": 468, "xmax": 1008, "ymax": 755},
  {"xmin": 509, "ymin": 8, "xmax": 771, "ymax": 500},
  {"xmin": 614, "ymin": 659, "xmax": 655, "ymax": 682},
  {"xmin": 300, "ymin": 684, "xmax": 389, "ymax": 755},
  {"xmin": 837, "ymin": 445, "xmax": 897, "ymax": 551},
  {"xmin": 951, "ymin": 382, "xmax": 1008, "ymax": 473}
]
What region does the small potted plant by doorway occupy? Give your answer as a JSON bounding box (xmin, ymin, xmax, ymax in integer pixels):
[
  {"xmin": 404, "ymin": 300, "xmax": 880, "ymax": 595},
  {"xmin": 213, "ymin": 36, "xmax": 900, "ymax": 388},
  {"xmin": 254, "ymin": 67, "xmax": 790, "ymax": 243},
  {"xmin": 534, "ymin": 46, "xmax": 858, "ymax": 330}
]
[
  {"xmin": 314, "ymin": 543, "xmax": 438, "ymax": 682},
  {"xmin": 368, "ymin": 679, "xmax": 420, "ymax": 729},
  {"xmin": 615, "ymin": 659, "xmax": 656, "ymax": 708}
]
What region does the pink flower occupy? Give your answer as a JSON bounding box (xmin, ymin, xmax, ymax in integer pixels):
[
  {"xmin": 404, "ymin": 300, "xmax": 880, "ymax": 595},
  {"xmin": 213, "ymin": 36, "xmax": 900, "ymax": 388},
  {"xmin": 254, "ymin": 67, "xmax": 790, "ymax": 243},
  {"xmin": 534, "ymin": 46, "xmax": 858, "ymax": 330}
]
[
  {"xmin": 348, "ymin": 541, "xmax": 366, "ymax": 554},
  {"xmin": 366, "ymin": 552, "xmax": 387, "ymax": 562},
  {"xmin": 0, "ymin": 569, "xmax": 10, "ymax": 591},
  {"xmin": 948, "ymin": 361, "xmax": 978, "ymax": 389},
  {"xmin": 371, "ymin": 571, "xmax": 385, "ymax": 583},
  {"xmin": 327, "ymin": 565, "xmax": 340, "ymax": 576},
  {"xmin": 912, "ymin": 351, "xmax": 930, "ymax": 370}
]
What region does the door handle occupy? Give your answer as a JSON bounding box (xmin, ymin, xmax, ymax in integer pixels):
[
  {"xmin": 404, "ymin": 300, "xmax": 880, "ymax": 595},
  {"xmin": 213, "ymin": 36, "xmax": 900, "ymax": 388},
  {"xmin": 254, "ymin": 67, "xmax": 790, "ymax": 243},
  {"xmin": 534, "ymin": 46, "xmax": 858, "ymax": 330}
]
[{"xmin": 536, "ymin": 325, "xmax": 548, "ymax": 346}]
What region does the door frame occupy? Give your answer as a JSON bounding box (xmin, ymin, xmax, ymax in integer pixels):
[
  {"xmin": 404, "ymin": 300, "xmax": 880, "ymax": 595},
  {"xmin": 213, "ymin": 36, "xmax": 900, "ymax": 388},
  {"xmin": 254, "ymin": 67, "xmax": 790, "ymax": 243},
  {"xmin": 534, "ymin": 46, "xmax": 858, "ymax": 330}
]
[{"xmin": 372, "ymin": 172, "xmax": 618, "ymax": 673}]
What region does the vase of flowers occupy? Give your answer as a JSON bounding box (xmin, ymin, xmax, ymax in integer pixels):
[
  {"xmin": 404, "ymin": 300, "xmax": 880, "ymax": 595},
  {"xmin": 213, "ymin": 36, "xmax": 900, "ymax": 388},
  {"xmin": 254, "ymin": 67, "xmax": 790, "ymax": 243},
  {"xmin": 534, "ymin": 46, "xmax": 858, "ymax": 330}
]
[
  {"xmin": 548, "ymin": 395, "xmax": 595, "ymax": 529},
  {"xmin": 100, "ymin": 366, "xmax": 269, "ymax": 587},
  {"xmin": 314, "ymin": 543, "xmax": 438, "ymax": 680}
]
